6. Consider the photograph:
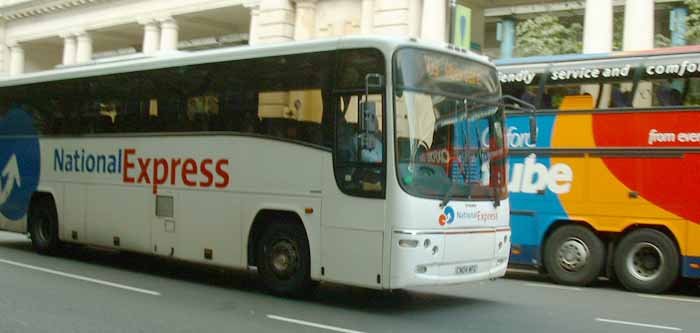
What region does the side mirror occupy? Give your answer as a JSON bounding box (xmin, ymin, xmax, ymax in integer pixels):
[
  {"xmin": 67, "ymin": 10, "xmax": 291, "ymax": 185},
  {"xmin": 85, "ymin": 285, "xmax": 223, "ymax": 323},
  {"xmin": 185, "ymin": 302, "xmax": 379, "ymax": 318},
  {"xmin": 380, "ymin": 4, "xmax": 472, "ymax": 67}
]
[
  {"xmin": 359, "ymin": 100, "xmax": 378, "ymax": 150},
  {"xmin": 360, "ymin": 73, "xmax": 384, "ymax": 150},
  {"xmin": 529, "ymin": 114, "xmax": 537, "ymax": 145}
]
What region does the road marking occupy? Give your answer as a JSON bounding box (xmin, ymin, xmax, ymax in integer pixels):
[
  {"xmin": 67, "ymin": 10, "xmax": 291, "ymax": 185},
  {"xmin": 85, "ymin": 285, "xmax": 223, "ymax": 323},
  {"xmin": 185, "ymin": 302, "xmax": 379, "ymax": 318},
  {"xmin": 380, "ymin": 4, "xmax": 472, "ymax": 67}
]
[
  {"xmin": 638, "ymin": 294, "xmax": 700, "ymax": 303},
  {"xmin": 0, "ymin": 258, "xmax": 161, "ymax": 296},
  {"xmin": 267, "ymin": 314, "xmax": 366, "ymax": 333},
  {"xmin": 595, "ymin": 318, "xmax": 682, "ymax": 331},
  {"xmin": 523, "ymin": 282, "xmax": 582, "ymax": 291}
]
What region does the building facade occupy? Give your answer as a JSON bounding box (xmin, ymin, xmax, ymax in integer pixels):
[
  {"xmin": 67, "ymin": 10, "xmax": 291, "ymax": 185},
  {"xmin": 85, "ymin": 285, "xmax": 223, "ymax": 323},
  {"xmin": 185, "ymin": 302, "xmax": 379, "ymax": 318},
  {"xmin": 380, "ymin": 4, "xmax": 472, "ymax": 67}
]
[{"xmin": 0, "ymin": 0, "xmax": 691, "ymax": 76}]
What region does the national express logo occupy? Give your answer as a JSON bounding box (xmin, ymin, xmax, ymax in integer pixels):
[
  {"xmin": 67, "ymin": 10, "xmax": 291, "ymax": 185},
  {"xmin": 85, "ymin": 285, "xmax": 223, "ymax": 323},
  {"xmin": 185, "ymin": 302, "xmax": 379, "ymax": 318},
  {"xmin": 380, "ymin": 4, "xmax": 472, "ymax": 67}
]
[
  {"xmin": 53, "ymin": 148, "xmax": 231, "ymax": 194},
  {"xmin": 438, "ymin": 206, "xmax": 455, "ymax": 226},
  {"xmin": 438, "ymin": 204, "xmax": 499, "ymax": 226},
  {"xmin": 0, "ymin": 107, "xmax": 40, "ymax": 221}
]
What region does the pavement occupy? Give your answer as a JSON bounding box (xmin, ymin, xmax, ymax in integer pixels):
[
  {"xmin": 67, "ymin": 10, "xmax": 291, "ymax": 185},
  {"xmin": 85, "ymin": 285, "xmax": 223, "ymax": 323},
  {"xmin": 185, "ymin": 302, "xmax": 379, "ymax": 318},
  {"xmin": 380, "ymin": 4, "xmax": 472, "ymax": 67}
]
[{"xmin": 0, "ymin": 231, "xmax": 698, "ymax": 333}]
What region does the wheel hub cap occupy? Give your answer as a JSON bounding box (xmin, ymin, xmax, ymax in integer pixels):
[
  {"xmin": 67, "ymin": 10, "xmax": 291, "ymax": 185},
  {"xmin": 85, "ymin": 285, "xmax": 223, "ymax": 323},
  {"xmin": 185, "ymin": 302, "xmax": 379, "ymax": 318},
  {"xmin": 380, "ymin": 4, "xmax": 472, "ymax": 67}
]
[
  {"xmin": 557, "ymin": 237, "xmax": 590, "ymax": 272},
  {"xmin": 627, "ymin": 242, "xmax": 664, "ymax": 281},
  {"xmin": 269, "ymin": 240, "xmax": 298, "ymax": 279}
]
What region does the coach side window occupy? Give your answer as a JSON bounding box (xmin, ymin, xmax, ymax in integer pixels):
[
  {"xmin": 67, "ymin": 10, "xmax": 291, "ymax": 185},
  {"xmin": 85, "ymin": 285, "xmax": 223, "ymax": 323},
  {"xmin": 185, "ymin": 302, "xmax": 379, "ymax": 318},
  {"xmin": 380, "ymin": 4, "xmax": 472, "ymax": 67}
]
[
  {"xmin": 214, "ymin": 51, "xmax": 335, "ymax": 148},
  {"xmin": 333, "ymin": 48, "xmax": 386, "ymax": 198}
]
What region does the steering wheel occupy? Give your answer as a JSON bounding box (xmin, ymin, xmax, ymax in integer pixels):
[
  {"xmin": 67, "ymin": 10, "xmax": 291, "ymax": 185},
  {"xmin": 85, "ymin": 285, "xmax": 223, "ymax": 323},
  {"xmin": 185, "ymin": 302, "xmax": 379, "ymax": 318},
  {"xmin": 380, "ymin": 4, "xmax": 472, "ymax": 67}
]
[{"xmin": 418, "ymin": 165, "xmax": 435, "ymax": 177}]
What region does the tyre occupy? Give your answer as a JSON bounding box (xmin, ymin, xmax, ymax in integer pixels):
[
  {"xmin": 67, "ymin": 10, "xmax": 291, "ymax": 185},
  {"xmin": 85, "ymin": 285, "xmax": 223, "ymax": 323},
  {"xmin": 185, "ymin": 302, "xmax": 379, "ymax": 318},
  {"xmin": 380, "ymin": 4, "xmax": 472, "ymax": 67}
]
[
  {"xmin": 614, "ymin": 229, "xmax": 679, "ymax": 294},
  {"xmin": 256, "ymin": 223, "xmax": 311, "ymax": 296},
  {"xmin": 543, "ymin": 224, "xmax": 605, "ymax": 286},
  {"xmin": 28, "ymin": 197, "xmax": 61, "ymax": 255}
]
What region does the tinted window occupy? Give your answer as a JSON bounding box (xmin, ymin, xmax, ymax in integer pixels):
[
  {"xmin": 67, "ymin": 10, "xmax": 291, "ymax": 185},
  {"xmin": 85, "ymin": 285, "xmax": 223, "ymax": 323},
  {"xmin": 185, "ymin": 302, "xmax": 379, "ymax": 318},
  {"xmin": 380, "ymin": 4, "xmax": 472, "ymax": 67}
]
[{"xmin": 0, "ymin": 51, "xmax": 336, "ymax": 148}]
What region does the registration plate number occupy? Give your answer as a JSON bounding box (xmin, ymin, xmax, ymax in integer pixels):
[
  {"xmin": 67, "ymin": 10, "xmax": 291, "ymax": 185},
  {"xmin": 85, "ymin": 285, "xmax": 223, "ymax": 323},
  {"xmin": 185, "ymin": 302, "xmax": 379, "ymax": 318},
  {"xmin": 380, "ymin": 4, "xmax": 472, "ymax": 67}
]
[{"xmin": 455, "ymin": 264, "xmax": 478, "ymax": 275}]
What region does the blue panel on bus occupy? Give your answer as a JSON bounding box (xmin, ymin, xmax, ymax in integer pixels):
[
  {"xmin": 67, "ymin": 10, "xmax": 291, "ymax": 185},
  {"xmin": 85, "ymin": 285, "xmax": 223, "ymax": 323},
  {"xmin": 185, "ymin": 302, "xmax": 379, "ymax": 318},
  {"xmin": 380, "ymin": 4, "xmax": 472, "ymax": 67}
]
[
  {"xmin": 506, "ymin": 114, "xmax": 569, "ymax": 249},
  {"xmin": 0, "ymin": 107, "xmax": 41, "ymax": 221},
  {"xmin": 682, "ymin": 256, "xmax": 700, "ymax": 278}
]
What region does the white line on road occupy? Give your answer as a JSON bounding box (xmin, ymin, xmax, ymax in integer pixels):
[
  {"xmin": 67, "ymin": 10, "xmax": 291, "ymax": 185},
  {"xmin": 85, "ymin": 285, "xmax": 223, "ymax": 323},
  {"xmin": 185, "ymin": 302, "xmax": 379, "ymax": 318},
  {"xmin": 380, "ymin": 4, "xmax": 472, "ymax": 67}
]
[
  {"xmin": 0, "ymin": 258, "xmax": 161, "ymax": 296},
  {"xmin": 267, "ymin": 314, "xmax": 366, "ymax": 333},
  {"xmin": 523, "ymin": 282, "xmax": 582, "ymax": 291},
  {"xmin": 595, "ymin": 318, "xmax": 682, "ymax": 331},
  {"xmin": 638, "ymin": 294, "xmax": 700, "ymax": 303}
]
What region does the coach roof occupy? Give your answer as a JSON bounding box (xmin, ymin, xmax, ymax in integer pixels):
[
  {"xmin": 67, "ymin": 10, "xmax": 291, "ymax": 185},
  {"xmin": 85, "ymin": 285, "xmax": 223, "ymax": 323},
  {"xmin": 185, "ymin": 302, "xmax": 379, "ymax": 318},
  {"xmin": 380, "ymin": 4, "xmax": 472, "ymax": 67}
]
[{"xmin": 0, "ymin": 35, "xmax": 492, "ymax": 88}]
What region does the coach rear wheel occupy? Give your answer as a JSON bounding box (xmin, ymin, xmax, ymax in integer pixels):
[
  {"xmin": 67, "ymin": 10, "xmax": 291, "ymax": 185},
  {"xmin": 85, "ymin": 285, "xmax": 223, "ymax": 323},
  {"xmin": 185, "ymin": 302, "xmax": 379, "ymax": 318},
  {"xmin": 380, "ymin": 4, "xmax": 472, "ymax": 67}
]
[
  {"xmin": 614, "ymin": 229, "xmax": 678, "ymax": 294},
  {"xmin": 543, "ymin": 225, "xmax": 605, "ymax": 286},
  {"xmin": 29, "ymin": 197, "xmax": 60, "ymax": 255},
  {"xmin": 256, "ymin": 223, "xmax": 311, "ymax": 296}
]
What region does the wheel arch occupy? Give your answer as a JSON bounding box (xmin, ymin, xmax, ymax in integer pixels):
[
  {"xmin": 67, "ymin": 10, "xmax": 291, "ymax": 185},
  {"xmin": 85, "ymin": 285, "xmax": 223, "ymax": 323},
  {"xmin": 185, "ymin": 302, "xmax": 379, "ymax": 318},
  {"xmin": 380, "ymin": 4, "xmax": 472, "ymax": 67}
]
[
  {"xmin": 617, "ymin": 223, "xmax": 681, "ymax": 254},
  {"xmin": 246, "ymin": 208, "xmax": 308, "ymax": 268}
]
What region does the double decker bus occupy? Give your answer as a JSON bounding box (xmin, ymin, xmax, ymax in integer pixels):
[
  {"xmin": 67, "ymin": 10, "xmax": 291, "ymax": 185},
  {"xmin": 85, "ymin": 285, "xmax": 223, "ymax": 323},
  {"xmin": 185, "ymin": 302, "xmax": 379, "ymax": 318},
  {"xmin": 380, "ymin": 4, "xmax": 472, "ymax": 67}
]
[
  {"xmin": 496, "ymin": 46, "xmax": 700, "ymax": 293},
  {"xmin": 0, "ymin": 36, "xmax": 513, "ymax": 295}
]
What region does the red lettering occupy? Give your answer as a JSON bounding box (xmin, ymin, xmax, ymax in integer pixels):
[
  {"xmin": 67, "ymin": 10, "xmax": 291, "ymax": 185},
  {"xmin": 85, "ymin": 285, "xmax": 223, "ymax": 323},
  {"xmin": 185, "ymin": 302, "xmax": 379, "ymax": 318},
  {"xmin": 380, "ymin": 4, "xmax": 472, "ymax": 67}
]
[
  {"xmin": 199, "ymin": 159, "xmax": 214, "ymax": 187},
  {"xmin": 215, "ymin": 160, "xmax": 230, "ymax": 188},
  {"xmin": 152, "ymin": 158, "xmax": 169, "ymax": 194},
  {"xmin": 170, "ymin": 158, "xmax": 181, "ymax": 185},
  {"xmin": 181, "ymin": 159, "xmax": 198, "ymax": 186},
  {"xmin": 123, "ymin": 148, "xmax": 136, "ymax": 183},
  {"xmin": 137, "ymin": 158, "xmax": 152, "ymax": 184}
]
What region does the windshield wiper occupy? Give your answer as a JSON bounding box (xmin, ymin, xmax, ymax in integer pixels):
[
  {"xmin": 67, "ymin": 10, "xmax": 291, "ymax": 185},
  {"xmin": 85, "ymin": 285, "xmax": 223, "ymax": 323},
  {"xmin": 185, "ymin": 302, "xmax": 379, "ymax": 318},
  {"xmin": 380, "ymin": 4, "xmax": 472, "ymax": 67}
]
[{"xmin": 440, "ymin": 180, "xmax": 458, "ymax": 208}]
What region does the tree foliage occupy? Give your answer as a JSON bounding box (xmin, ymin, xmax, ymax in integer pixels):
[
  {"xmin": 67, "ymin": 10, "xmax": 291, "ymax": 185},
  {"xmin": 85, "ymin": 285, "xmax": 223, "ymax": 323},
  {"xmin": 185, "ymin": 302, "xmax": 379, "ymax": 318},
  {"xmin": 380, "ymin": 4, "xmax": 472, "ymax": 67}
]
[
  {"xmin": 686, "ymin": 0, "xmax": 700, "ymax": 44},
  {"xmin": 515, "ymin": 15, "xmax": 582, "ymax": 57}
]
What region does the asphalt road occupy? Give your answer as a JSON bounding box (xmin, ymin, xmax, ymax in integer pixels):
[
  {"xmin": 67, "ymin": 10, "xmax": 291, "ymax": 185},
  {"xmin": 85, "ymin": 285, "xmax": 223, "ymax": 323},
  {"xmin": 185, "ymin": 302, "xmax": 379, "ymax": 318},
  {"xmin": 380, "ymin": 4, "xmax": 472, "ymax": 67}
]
[{"xmin": 0, "ymin": 231, "xmax": 698, "ymax": 333}]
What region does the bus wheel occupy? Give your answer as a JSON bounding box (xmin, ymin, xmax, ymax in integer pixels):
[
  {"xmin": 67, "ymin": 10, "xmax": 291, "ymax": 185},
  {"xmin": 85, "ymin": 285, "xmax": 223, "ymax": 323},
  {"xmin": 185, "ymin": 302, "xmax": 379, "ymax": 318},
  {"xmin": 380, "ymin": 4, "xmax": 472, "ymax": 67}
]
[
  {"xmin": 543, "ymin": 225, "xmax": 605, "ymax": 286},
  {"xmin": 29, "ymin": 197, "xmax": 61, "ymax": 255},
  {"xmin": 256, "ymin": 223, "xmax": 311, "ymax": 296},
  {"xmin": 614, "ymin": 229, "xmax": 678, "ymax": 294}
]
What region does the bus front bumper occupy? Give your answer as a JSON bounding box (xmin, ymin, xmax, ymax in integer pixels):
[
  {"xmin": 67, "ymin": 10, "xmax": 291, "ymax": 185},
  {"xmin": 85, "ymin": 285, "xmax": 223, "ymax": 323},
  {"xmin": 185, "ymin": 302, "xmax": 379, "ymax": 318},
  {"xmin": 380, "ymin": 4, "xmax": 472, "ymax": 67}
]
[{"xmin": 390, "ymin": 227, "xmax": 511, "ymax": 289}]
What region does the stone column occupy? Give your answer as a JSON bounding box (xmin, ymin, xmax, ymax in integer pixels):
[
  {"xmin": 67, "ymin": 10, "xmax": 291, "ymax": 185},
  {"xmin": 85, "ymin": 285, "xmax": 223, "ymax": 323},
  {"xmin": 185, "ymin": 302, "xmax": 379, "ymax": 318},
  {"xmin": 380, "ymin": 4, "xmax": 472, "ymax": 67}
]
[
  {"xmin": 407, "ymin": 0, "xmax": 421, "ymax": 38},
  {"xmin": 421, "ymin": 0, "xmax": 446, "ymax": 42},
  {"xmin": 249, "ymin": 6, "xmax": 261, "ymax": 45},
  {"xmin": 258, "ymin": 0, "xmax": 295, "ymax": 44},
  {"xmin": 583, "ymin": 0, "xmax": 612, "ymax": 53},
  {"xmin": 498, "ymin": 18, "xmax": 515, "ymax": 59},
  {"xmin": 624, "ymin": 0, "xmax": 654, "ymax": 108},
  {"xmin": 0, "ymin": 22, "xmax": 6, "ymax": 75},
  {"xmin": 361, "ymin": 0, "xmax": 375, "ymax": 34},
  {"xmin": 8, "ymin": 42, "xmax": 24, "ymax": 76},
  {"xmin": 623, "ymin": 0, "xmax": 654, "ymax": 51},
  {"xmin": 141, "ymin": 20, "xmax": 161, "ymax": 54},
  {"xmin": 294, "ymin": 0, "xmax": 317, "ymax": 41},
  {"xmin": 75, "ymin": 31, "xmax": 93, "ymax": 63},
  {"xmin": 61, "ymin": 34, "xmax": 77, "ymax": 65},
  {"xmin": 159, "ymin": 17, "xmax": 179, "ymax": 51}
]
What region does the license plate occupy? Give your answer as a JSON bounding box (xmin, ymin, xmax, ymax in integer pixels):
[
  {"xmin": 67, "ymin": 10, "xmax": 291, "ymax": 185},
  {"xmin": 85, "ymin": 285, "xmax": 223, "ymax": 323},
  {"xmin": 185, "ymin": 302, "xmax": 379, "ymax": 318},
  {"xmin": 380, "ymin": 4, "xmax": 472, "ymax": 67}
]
[{"xmin": 455, "ymin": 264, "xmax": 478, "ymax": 275}]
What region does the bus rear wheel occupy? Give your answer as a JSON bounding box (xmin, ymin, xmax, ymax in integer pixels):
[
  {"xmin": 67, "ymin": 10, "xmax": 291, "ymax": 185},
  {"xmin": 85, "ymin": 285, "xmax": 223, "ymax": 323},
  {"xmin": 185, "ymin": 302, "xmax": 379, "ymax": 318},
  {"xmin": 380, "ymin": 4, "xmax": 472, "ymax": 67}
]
[
  {"xmin": 29, "ymin": 197, "xmax": 60, "ymax": 255},
  {"xmin": 256, "ymin": 223, "xmax": 311, "ymax": 296},
  {"xmin": 614, "ymin": 229, "xmax": 678, "ymax": 294},
  {"xmin": 543, "ymin": 225, "xmax": 605, "ymax": 286}
]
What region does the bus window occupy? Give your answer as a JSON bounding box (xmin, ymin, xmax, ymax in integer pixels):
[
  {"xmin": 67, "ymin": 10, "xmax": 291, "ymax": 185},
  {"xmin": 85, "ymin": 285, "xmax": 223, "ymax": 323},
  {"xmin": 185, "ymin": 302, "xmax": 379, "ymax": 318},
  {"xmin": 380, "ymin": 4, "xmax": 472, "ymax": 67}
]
[
  {"xmin": 634, "ymin": 78, "xmax": 700, "ymax": 107},
  {"xmin": 333, "ymin": 48, "xmax": 386, "ymax": 198}
]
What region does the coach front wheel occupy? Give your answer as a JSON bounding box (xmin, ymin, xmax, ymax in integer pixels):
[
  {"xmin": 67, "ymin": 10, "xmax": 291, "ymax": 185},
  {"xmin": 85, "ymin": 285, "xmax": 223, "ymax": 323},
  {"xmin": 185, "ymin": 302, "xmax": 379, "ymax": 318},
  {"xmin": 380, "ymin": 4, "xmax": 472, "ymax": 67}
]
[
  {"xmin": 256, "ymin": 223, "xmax": 312, "ymax": 297},
  {"xmin": 543, "ymin": 225, "xmax": 605, "ymax": 286},
  {"xmin": 614, "ymin": 229, "xmax": 679, "ymax": 294},
  {"xmin": 29, "ymin": 197, "xmax": 61, "ymax": 255}
]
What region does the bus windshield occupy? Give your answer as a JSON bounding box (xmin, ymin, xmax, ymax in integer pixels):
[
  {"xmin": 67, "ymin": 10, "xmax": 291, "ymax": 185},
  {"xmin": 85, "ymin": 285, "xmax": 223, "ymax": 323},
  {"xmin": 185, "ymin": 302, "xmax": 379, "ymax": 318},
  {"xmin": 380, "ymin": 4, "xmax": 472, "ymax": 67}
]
[{"xmin": 394, "ymin": 48, "xmax": 506, "ymax": 200}]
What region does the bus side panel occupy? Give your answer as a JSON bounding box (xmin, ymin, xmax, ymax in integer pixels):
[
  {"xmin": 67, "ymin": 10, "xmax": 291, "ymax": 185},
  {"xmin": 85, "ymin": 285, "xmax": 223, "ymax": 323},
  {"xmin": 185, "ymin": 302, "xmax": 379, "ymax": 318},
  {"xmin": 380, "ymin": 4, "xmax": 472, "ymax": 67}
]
[
  {"xmin": 506, "ymin": 114, "xmax": 572, "ymax": 267},
  {"xmin": 85, "ymin": 185, "xmax": 151, "ymax": 251},
  {"xmin": 683, "ymin": 215, "xmax": 700, "ymax": 278},
  {"xmin": 507, "ymin": 110, "xmax": 700, "ymax": 273},
  {"xmin": 175, "ymin": 190, "xmax": 241, "ymax": 267}
]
